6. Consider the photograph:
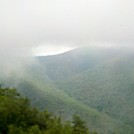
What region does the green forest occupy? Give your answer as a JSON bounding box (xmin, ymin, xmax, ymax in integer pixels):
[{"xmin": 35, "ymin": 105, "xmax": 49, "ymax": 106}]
[
  {"xmin": 0, "ymin": 47, "xmax": 134, "ymax": 134},
  {"xmin": 1, "ymin": 0, "xmax": 134, "ymax": 133},
  {"xmin": 0, "ymin": 86, "xmax": 97, "ymax": 134}
]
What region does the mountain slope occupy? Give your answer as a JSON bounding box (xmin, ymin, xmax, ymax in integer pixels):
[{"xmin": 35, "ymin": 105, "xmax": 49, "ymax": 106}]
[
  {"xmin": 37, "ymin": 46, "xmax": 134, "ymax": 132},
  {"xmin": 1, "ymin": 73, "xmax": 132, "ymax": 134},
  {"xmin": 60, "ymin": 55, "xmax": 134, "ymax": 127},
  {"xmin": 1, "ymin": 46, "xmax": 134, "ymax": 133},
  {"xmin": 37, "ymin": 47, "xmax": 122, "ymax": 83}
]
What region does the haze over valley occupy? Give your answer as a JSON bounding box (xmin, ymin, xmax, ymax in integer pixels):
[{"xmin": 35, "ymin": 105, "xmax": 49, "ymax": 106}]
[
  {"xmin": 0, "ymin": 46, "xmax": 133, "ymax": 134},
  {"xmin": 0, "ymin": 0, "xmax": 134, "ymax": 134}
]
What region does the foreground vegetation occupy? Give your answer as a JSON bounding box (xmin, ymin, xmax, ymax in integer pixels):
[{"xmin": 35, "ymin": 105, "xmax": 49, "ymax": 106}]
[{"xmin": 0, "ymin": 86, "xmax": 97, "ymax": 134}]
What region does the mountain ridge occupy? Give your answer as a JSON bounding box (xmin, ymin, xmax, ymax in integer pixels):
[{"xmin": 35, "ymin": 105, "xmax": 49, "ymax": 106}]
[
  {"xmin": 36, "ymin": 46, "xmax": 134, "ymax": 132},
  {"xmin": 1, "ymin": 46, "xmax": 134, "ymax": 133}
]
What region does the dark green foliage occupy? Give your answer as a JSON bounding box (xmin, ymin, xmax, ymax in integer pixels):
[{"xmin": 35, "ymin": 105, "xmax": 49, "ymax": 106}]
[
  {"xmin": 72, "ymin": 115, "xmax": 88, "ymax": 134},
  {"xmin": 0, "ymin": 87, "xmax": 94, "ymax": 134}
]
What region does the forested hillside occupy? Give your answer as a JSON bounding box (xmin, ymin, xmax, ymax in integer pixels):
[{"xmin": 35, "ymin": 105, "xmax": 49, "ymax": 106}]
[
  {"xmin": 37, "ymin": 47, "xmax": 134, "ymax": 133},
  {"xmin": 1, "ymin": 47, "xmax": 134, "ymax": 134},
  {"xmin": 2, "ymin": 75, "xmax": 130, "ymax": 134},
  {"xmin": 1, "ymin": 0, "xmax": 134, "ymax": 133}
]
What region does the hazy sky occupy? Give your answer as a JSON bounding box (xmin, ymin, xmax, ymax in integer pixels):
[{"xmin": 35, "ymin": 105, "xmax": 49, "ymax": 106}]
[{"xmin": 0, "ymin": 0, "xmax": 134, "ymax": 56}]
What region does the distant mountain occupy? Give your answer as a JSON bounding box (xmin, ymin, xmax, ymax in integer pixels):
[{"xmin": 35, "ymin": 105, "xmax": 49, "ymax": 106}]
[
  {"xmin": 37, "ymin": 47, "xmax": 127, "ymax": 83},
  {"xmin": 1, "ymin": 46, "xmax": 134, "ymax": 134},
  {"xmin": 36, "ymin": 46, "xmax": 134, "ymax": 133}
]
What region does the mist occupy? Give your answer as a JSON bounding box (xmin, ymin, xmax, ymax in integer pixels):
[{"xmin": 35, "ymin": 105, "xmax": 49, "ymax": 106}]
[{"xmin": 0, "ymin": 0, "xmax": 134, "ymax": 76}]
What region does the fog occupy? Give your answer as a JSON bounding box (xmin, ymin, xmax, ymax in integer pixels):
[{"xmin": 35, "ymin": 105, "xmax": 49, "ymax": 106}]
[{"xmin": 0, "ymin": 0, "xmax": 134, "ymax": 73}]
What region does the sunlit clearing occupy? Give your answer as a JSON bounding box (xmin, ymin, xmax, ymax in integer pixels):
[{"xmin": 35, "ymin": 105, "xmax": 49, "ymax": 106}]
[{"xmin": 32, "ymin": 44, "xmax": 76, "ymax": 56}]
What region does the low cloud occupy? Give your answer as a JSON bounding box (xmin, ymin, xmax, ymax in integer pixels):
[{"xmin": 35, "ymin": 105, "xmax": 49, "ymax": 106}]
[{"xmin": 0, "ymin": 0, "xmax": 134, "ymax": 73}]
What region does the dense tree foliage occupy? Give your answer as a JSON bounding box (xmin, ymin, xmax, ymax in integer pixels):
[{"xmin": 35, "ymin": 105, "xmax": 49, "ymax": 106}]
[{"xmin": 0, "ymin": 86, "xmax": 96, "ymax": 134}]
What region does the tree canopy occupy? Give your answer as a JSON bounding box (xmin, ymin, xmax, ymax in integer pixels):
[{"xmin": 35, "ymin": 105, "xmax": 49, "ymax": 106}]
[{"xmin": 0, "ymin": 86, "xmax": 97, "ymax": 134}]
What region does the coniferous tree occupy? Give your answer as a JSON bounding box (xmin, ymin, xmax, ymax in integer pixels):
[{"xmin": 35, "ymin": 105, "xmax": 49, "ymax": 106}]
[{"xmin": 72, "ymin": 115, "xmax": 88, "ymax": 134}]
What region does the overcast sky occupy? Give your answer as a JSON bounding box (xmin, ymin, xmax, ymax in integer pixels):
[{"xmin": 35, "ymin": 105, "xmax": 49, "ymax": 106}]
[{"xmin": 0, "ymin": 0, "xmax": 134, "ymax": 57}]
